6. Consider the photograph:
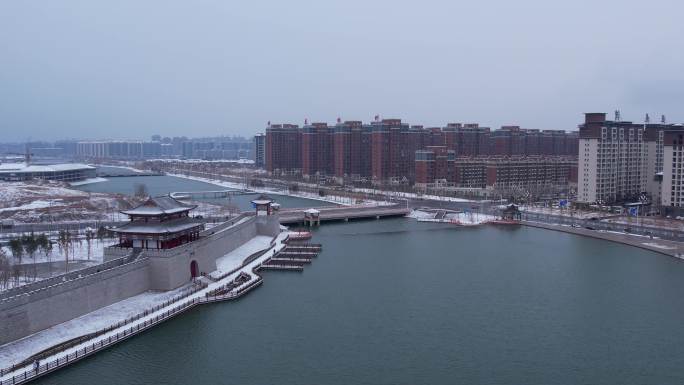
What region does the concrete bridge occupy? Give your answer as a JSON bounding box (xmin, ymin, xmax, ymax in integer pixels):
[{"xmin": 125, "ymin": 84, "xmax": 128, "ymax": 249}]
[{"xmin": 278, "ymin": 205, "xmax": 409, "ymax": 225}]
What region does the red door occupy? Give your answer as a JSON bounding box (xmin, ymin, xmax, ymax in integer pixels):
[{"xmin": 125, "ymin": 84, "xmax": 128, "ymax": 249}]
[{"xmin": 190, "ymin": 260, "xmax": 199, "ymax": 278}]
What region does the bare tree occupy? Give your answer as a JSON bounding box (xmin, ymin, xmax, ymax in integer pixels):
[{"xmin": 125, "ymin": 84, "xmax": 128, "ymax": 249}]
[
  {"xmin": 36, "ymin": 233, "xmax": 52, "ymax": 277},
  {"xmin": 8, "ymin": 238, "xmax": 23, "ymax": 264},
  {"xmin": 58, "ymin": 230, "xmax": 72, "ymax": 273},
  {"xmin": 23, "ymin": 234, "xmax": 39, "ymax": 281},
  {"xmin": 85, "ymin": 228, "xmax": 94, "ymax": 260},
  {"xmin": 134, "ymin": 183, "xmax": 149, "ymax": 199},
  {"xmin": 0, "ymin": 249, "xmax": 10, "ymax": 290}
]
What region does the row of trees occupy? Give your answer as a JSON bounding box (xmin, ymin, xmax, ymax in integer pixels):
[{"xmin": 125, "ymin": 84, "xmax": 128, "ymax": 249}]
[{"xmin": 1, "ymin": 227, "xmax": 113, "ymax": 290}]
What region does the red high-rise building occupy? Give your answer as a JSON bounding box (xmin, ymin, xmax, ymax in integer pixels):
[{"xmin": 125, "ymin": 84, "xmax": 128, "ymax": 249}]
[
  {"xmin": 371, "ymin": 119, "xmax": 413, "ymax": 182},
  {"xmin": 415, "ymin": 146, "xmax": 455, "ymax": 186},
  {"xmin": 265, "ymin": 118, "xmax": 579, "ymax": 184},
  {"xmin": 333, "ymin": 121, "xmax": 371, "ymax": 180},
  {"xmin": 443, "ymin": 123, "xmax": 491, "ymax": 156},
  {"xmin": 302, "ymin": 122, "xmax": 333, "ymax": 178},
  {"xmin": 265, "ymin": 124, "xmax": 301, "ymax": 174}
]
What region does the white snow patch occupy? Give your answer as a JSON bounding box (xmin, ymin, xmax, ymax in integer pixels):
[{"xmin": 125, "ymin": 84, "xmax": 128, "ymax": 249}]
[
  {"xmin": 212, "ymin": 235, "xmax": 273, "ymax": 277},
  {"xmin": 642, "ymin": 242, "xmax": 675, "ymax": 250},
  {"xmin": 0, "ymin": 284, "xmax": 193, "ymax": 365},
  {"xmin": 0, "ymin": 200, "xmax": 64, "ymax": 213},
  {"xmin": 69, "ymin": 177, "xmax": 108, "ymax": 186}
]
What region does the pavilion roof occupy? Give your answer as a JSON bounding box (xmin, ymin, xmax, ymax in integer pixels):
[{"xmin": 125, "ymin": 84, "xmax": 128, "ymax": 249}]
[
  {"xmin": 121, "ymin": 196, "xmax": 196, "ymax": 216},
  {"xmin": 111, "ymin": 217, "xmax": 202, "ymax": 235}
]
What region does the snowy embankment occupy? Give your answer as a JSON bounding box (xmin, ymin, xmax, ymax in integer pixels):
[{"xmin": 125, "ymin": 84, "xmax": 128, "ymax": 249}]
[
  {"xmin": 69, "ymin": 177, "xmax": 108, "ymax": 186},
  {"xmin": 167, "ymin": 172, "xmax": 387, "ymax": 207},
  {"xmin": 212, "ymin": 235, "xmax": 273, "ymax": 279},
  {"xmin": 0, "ymin": 284, "xmax": 191, "ymax": 365},
  {"xmin": 352, "ymin": 187, "xmax": 473, "ymax": 203},
  {"xmin": 408, "ymin": 209, "xmax": 495, "ymax": 225},
  {"xmin": 516, "ymin": 205, "xmax": 605, "ymax": 220},
  {"xmin": 0, "ymin": 180, "xmax": 135, "ymax": 224}
]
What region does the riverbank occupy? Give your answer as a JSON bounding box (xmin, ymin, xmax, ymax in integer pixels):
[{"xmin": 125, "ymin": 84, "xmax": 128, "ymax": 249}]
[
  {"xmin": 166, "ymin": 172, "xmax": 389, "ymax": 207},
  {"xmin": 522, "ymin": 221, "xmax": 684, "ymax": 258}
]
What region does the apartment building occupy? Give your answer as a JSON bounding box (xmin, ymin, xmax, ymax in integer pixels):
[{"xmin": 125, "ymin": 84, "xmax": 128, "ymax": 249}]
[
  {"xmin": 302, "ymin": 122, "xmax": 334, "ymax": 178},
  {"xmin": 264, "ymin": 118, "xmax": 579, "ymax": 185},
  {"xmin": 265, "ymin": 124, "xmax": 301, "ymax": 174},
  {"xmin": 415, "ymin": 146, "xmax": 456, "ymax": 187},
  {"xmin": 253, "ymin": 134, "xmax": 265, "ymax": 168},
  {"xmin": 418, "ymin": 155, "xmax": 576, "ymax": 191},
  {"xmin": 660, "ymin": 130, "xmax": 684, "ymax": 211},
  {"xmin": 76, "ymin": 141, "xmax": 161, "ymax": 159},
  {"xmin": 578, "ymin": 112, "xmax": 682, "ymax": 205}
]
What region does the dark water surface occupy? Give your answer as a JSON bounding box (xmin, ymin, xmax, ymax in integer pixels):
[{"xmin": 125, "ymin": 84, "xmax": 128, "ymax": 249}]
[
  {"xmin": 35, "ymin": 218, "xmax": 684, "ymax": 385},
  {"xmin": 76, "ymin": 174, "xmax": 331, "ymax": 211}
]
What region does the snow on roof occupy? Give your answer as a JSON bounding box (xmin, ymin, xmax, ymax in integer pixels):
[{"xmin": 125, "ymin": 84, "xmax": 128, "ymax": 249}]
[
  {"xmin": 304, "ymin": 208, "xmax": 320, "ymax": 214},
  {"xmin": 251, "ymin": 199, "xmax": 272, "ymax": 205},
  {"xmin": 121, "ymin": 196, "xmax": 196, "ymax": 216},
  {"xmin": 0, "ymin": 163, "xmax": 95, "ymax": 173},
  {"xmin": 111, "ymin": 218, "xmax": 202, "ymax": 234}
]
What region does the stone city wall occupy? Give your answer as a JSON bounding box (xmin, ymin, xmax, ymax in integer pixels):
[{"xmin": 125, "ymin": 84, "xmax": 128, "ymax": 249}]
[
  {"xmin": 0, "ymin": 214, "xmax": 280, "ymax": 345},
  {"xmin": 0, "ymin": 258, "xmax": 150, "ymax": 345}
]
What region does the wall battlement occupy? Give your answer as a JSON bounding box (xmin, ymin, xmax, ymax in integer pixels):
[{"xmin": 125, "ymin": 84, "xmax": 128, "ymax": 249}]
[{"xmin": 0, "ymin": 214, "xmax": 280, "ymax": 346}]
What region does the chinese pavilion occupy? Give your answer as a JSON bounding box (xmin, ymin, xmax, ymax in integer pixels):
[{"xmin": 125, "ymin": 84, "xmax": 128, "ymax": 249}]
[{"xmin": 112, "ymin": 196, "xmax": 204, "ymax": 250}]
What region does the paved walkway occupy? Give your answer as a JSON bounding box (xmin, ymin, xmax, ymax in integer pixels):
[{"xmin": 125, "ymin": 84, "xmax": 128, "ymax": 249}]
[
  {"xmin": 0, "ymin": 232, "xmax": 288, "ymax": 384},
  {"xmin": 523, "ymin": 221, "xmax": 684, "ymax": 258}
]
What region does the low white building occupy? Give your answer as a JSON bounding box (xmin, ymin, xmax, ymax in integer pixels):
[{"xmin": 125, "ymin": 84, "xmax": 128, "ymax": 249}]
[{"xmin": 0, "ymin": 162, "xmax": 95, "ymax": 182}]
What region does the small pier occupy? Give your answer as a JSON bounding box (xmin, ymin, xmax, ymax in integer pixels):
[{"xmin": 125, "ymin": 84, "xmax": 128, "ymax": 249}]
[{"xmin": 258, "ymin": 242, "xmax": 322, "ymax": 272}]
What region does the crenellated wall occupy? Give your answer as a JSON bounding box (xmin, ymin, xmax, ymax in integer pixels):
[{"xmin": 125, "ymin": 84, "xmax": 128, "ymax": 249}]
[
  {"xmin": 0, "ymin": 259, "xmax": 150, "ymax": 345},
  {"xmin": 0, "ymin": 214, "xmax": 281, "ymax": 346}
]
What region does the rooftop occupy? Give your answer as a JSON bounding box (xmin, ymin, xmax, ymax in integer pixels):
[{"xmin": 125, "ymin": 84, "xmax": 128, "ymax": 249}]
[
  {"xmin": 0, "ymin": 163, "xmax": 95, "ymax": 173},
  {"xmin": 121, "ymin": 196, "xmax": 196, "ymax": 216},
  {"xmin": 111, "ymin": 217, "xmax": 202, "ymax": 235}
]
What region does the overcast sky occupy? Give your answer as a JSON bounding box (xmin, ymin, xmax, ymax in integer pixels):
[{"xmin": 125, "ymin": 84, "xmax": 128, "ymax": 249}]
[{"xmin": 1, "ymin": 0, "xmax": 682, "ymax": 141}]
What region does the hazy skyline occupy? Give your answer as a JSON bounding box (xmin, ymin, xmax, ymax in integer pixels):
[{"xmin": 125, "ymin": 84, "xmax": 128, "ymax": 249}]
[{"xmin": 1, "ymin": 0, "xmax": 683, "ymax": 141}]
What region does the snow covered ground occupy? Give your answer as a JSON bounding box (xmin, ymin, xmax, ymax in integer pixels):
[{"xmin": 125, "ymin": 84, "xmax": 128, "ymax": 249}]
[
  {"xmin": 408, "ymin": 209, "xmax": 495, "ymax": 225},
  {"xmin": 642, "ymin": 242, "xmax": 676, "ymax": 250},
  {"xmin": 212, "ymin": 235, "xmax": 273, "ymax": 278},
  {"xmin": 0, "ymin": 200, "xmax": 64, "ymax": 213},
  {"xmin": 0, "ymin": 180, "xmax": 136, "ymax": 224},
  {"xmin": 352, "ymin": 187, "xmax": 473, "ymax": 203},
  {"xmin": 168, "ymin": 172, "xmax": 387, "ymax": 207},
  {"xmin": 0, "ymin": 239, "xmax": 112, "ymax": 291},
  {"xmin": 1, "ymin": 239, "xmax": 108, "ymax": 266},
  {"xmin": 517, "ymin": 205, "xmax": 606, "ymax": 219},
  {"xmin": 69, "ymin": 177, "xmax": 108, "ymax": 186}
]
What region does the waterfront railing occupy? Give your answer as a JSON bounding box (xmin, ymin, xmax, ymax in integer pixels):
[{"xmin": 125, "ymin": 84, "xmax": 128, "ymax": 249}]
[
  {"xmin": 0, "ymin": 281, "xmax": 206, "ymax": 382},
  {"xmin": 0, "ymin": 296, "xmax": 204, "ymax": 385}
]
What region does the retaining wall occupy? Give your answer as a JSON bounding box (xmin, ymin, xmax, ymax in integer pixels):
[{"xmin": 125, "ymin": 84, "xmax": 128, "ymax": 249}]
[{"xmin": 0, "ymin": 259, "xmax": 150, "ymax": 345}]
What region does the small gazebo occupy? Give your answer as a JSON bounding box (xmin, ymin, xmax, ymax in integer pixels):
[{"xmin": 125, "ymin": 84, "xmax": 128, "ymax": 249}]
[
  {"xmin": 501, "ymin": 204, "xmax": 522, "ymax": 221},
  {"xmin": 304, "ymin": 208, "xmax": 321, "ymax": 226},
  {"xmin": 251, "ymin": 194, "xmax": 274, "ymax": 216}
]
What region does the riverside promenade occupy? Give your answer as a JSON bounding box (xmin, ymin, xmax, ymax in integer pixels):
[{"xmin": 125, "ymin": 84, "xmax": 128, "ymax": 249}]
[
  {"xmin": 523, "ymin": 221, "xmax": 684, "ymax": 258},
  {"xmin": 0, "ymin": 231, "xmax": 290, "ymax": 385}
]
